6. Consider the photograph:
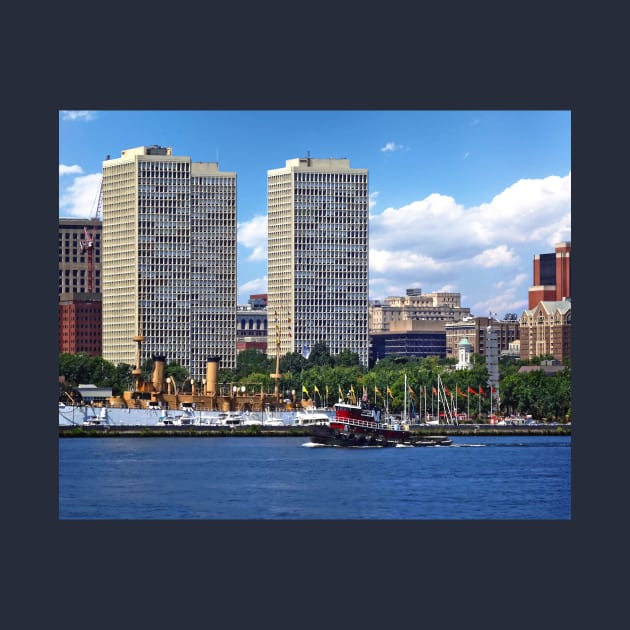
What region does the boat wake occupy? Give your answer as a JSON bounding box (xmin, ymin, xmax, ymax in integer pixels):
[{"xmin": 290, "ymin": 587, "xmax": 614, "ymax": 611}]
[{"xmin": 451, "ymin": 443, "xmax": 486, "ymax": 447}]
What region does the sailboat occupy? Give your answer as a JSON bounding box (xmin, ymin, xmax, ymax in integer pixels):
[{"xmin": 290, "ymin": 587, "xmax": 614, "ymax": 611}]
[{"xmin": 436, "ymin": 374, "xmax": 458, "ymax": 426}]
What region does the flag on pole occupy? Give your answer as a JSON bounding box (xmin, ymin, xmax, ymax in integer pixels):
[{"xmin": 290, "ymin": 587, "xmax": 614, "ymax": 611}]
[
  {"xmin": 457, "ymin": 387, "xmax": 466, "ymax": 398},
  {"xmin": 338, "ymin": 385, "xmax": 344, "ymax": 399},
  {"xmin": 467, "ymin": 386, "xmax": 477, "ymax": 395},
  {"xmin": 362, "ymin": 386, "xmax": 368, "ymax": 402},
  {"xmin": 386, "ymin": 387, "xmax": 393, "ymax": 397},
  {"xmin": 408, "ymin": 386, "xmax": 415, "ymax": 398},
  {"xmin": 444, "ymin": 386, "xmax": 451, "ymax": 396},
  {"xmin": 491, "ymin": 386, "xmax": 496, "ymax": 394},
  {"xmin": 314, "ymin": 385, "xmax": 320, "ymax": 395},
  {"xmin": 478, "ymin": 385, "xmax": 485, "ymax": 395},
  {"xmin": 302, "ymin": 385, "xmax": 309, "ymax": 397},
  {"xmin": 375, "ymin": 385, "xmax": 381, "ymax": 395},
  {"xmin": 432, "ymin": 386, "xmax": 437, "ymax": 395}
]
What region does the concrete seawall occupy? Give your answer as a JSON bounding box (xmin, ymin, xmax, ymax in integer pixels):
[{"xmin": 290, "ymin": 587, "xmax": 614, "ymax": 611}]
[{"xmin": 59, "ymin": 424, "xmax": 571, "ymax": 438}]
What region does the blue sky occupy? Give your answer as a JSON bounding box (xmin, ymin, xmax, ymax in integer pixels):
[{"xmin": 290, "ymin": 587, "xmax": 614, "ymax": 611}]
[{"xmin": 59, "ymin": 110, "xmax": 571, "ymax": 317}]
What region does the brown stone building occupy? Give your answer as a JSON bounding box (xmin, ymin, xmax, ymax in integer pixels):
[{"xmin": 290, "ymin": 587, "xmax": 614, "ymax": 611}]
[
  {"xmin": 519, "ymin": 299, "xmax": 571, "ymax": 363},
  {"xmin": 444, "ymin": 316, "xmax": 520, "ymax": 359}
]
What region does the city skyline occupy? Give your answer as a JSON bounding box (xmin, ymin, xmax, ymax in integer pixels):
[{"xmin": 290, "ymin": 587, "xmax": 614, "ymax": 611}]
[{"xmin": 59, "ymin": 110, "xmax": 571, "ymax": 317}]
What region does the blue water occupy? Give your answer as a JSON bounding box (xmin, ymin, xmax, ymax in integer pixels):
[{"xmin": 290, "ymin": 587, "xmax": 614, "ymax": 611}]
[{"xmin": 58, "ymin": 435, "xmax": 571, "ymax": 519}]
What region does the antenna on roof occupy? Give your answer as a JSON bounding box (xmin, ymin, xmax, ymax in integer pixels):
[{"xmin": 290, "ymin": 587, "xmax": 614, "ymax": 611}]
[{"xmin": 307, "ymin": 149, "xmax": 311, "ymax": 166}]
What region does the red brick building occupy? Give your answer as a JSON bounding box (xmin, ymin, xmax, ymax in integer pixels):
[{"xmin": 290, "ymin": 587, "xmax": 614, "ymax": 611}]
[
  {"xmin": 59, "ymin": 218, "xmax": 102, "ymax": 355},
  {"xmin": 59, "ymin": 293, "xmax": 102, "ymax": 355},
  {"xmin": 528, "ymin": 241, "xmax": 571, "ymax": 309}
]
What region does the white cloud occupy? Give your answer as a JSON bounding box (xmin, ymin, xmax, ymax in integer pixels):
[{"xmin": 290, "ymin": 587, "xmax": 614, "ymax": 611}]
[
  {"xmin": 368, "ymin": 172, "xmax": 571, "ymax": 311},
  {"xmin": 380, "ymin": 141, "xmax": 406, "ymax": 153},
  {"xmin": 60, "ymin": 111, "xmax": 97, "ymax": 121},
  {"xmin": 238, "ymin": 214, "xmax": 267, "ymax": 262},
  {"xmin": 471, "ymin": 245, "xmax": 519, "ymax": 269},
  {"xmin": 59, "ymin": 173, "xmax": 102, "ymax": 218},
  {"xmin": 369, "ymin": 191, "xmax": 379, "ymax": 210},
  {"xmin": 59, "ymin": 164, "xmax": 83, "ymax": 176},
  {"xmin": 239, "ymin": 276, "xmax": 267, "ymax": 302}
]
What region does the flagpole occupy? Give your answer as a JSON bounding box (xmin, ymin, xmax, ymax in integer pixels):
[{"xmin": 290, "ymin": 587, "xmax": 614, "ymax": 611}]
[
  {"xmin": 478, "ymin": 384, "xmax": 481, "ymax": 419},
  {"xmin": 467, "ymin": 387, "xmax": 470, "ymax": 421},
  {"xmin": 424, "ymin": 386, "xmax": 427, "ymax": 422}
]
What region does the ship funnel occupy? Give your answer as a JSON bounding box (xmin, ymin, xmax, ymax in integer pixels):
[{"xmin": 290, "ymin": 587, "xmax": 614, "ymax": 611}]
[
  {"xmin": 151, "ymin": 354, "xmax": 167, "ymax": 393},
  {"xmin": 205, "ymin": 356, "xmax": 221, "ymax": 396}
]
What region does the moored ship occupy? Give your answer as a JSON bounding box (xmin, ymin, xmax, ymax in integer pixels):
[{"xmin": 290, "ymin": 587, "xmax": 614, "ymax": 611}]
[{"xmin": 59, "ymin": 332, "xmax": 290, "ymax": 427}]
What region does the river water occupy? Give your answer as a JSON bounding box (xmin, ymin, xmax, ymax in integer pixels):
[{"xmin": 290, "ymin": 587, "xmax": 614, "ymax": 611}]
[{"xmin": 58, "ymin": 435, "xmax": 571, "ymax": 519}]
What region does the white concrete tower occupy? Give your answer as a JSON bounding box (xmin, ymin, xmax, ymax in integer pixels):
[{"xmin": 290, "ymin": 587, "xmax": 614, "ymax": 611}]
[
  {"xmin": 101, "ymin": 145, "xmax": 237, "ymax": 380},
  {"xmin": 267, "ymin": 157, "xmax": 369, "ymax": 367}
]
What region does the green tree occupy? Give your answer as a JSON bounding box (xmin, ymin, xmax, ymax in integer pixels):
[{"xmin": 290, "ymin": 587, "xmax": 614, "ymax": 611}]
[
  {"xmin": 306, "ymin": 341, "xmax": 334, "ymax": 367},
  {"xmin": 280, "ymin": 352, "xmax": 307, "ymax": 375},
  {"xmin": 234, "ymin": 349, "xmax": 273, "ymax": 380},
  {"xmin": 333, "ymin": 348, "xmax": 361, "ymax": 368}
]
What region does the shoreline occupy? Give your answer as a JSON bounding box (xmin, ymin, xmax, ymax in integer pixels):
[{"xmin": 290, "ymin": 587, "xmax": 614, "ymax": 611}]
[{"xmin": 58, "ymin": 424, "xmax": 571, "ymax": 438}]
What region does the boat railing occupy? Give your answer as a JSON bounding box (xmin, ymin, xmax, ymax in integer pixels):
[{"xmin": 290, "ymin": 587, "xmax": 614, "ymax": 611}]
[{"xmin": 338, "ymin": 417, "xmax": 404, "ymax": 431}]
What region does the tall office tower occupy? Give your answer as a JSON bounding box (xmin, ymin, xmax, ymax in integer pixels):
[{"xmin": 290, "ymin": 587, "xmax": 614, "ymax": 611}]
[
  {"xmin": 528, "ymin": 241, "xmax": 571, "ymax": 309},
  {"xmin": 101, "ymin": 146, "xmax": 237, "ymax": 380},
  {"xmin": 267, "ymin": 157, "xmax": 369, "ymax": 367}
]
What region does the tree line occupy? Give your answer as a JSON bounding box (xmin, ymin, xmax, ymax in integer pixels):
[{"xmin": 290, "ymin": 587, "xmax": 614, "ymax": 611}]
[{"xmin": 59, "ymin": 343, "xmax": 571, "ymax": 422}]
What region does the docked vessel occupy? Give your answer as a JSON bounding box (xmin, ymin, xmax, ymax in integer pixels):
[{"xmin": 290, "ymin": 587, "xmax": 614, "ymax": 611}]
[
  {"xmin": 294, "ymin": 406, "xmax": 333, "ymax": 427},
  {"xmin": 59, "ymin": 331, "xmax": 291, "ymax": 427}
]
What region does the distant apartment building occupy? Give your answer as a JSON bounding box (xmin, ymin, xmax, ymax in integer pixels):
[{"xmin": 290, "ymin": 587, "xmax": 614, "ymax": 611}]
[
  {"xmin": 501, "ymin": 339, "xmax": 521, "ymax": 359},
  {"xmin": 369, "ymin": 288, "xmax": 470, "ymax": 332},
  {"xmin": 101, "ymin": 145, "xmax": 237, "ymax": 380},
  {"xmin": 58, "ymin": 217, "xmax": 102, "ymax": 355},
  {"xmin": 237, "ymin": 294, "xmax": 268, "ymax": 354},
  {"xmin": 528, "ymin": 241, "xmax": 571, "ymax": 309},
  {"xmin": 444, "ymin": 316, "xmax": 520, "ymax": 359},
  {"xmin": 519, "ymin": 299, "xmax": 571, "ymax": 363},
  {"xmin": 267, "ymin": 156, "xmax": 369, "ymax": 366}
]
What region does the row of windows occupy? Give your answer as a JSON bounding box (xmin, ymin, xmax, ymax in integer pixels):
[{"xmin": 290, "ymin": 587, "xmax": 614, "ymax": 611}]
[
  {"xmin": 293, "ymin": 173, "xmax": 366, "ymax": 183},
  {"xmin": 138, "ymin": 161, "xmax": 188, "ymax": 172}
]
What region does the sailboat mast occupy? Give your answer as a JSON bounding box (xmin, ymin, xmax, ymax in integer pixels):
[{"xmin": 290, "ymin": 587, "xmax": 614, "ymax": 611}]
[
  {"xmin": 437, "ymin": 375, "xmax": 440, "ymax": 425},
  {"xmin": 404, "ymin": 374, "xmax": 407, "ymax": 422}
]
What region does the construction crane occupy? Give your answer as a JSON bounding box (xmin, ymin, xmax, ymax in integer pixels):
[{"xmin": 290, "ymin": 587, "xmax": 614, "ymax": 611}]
[{"xmin": 79, "ymin": 176, "xmax": 102, "ymax": 293}]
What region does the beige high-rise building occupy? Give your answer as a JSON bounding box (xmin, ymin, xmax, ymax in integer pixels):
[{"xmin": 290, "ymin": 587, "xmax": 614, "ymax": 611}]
[
  {"xmin": 267, "ymin": 157, "xmax": 369, "ymax": 366},
  {"xmin": 101, "ymin": 145, "xmax": 237, "ymax": 380}
]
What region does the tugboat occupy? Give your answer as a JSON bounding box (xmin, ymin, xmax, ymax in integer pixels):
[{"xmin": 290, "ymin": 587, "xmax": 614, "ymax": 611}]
[
  {"xmin": 307, "ymin": 399, "xmax": 411, "ymax": 447},
  {"xmin": 306, "ymin": 397, "xmax": 454, "ymax": 448}
]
